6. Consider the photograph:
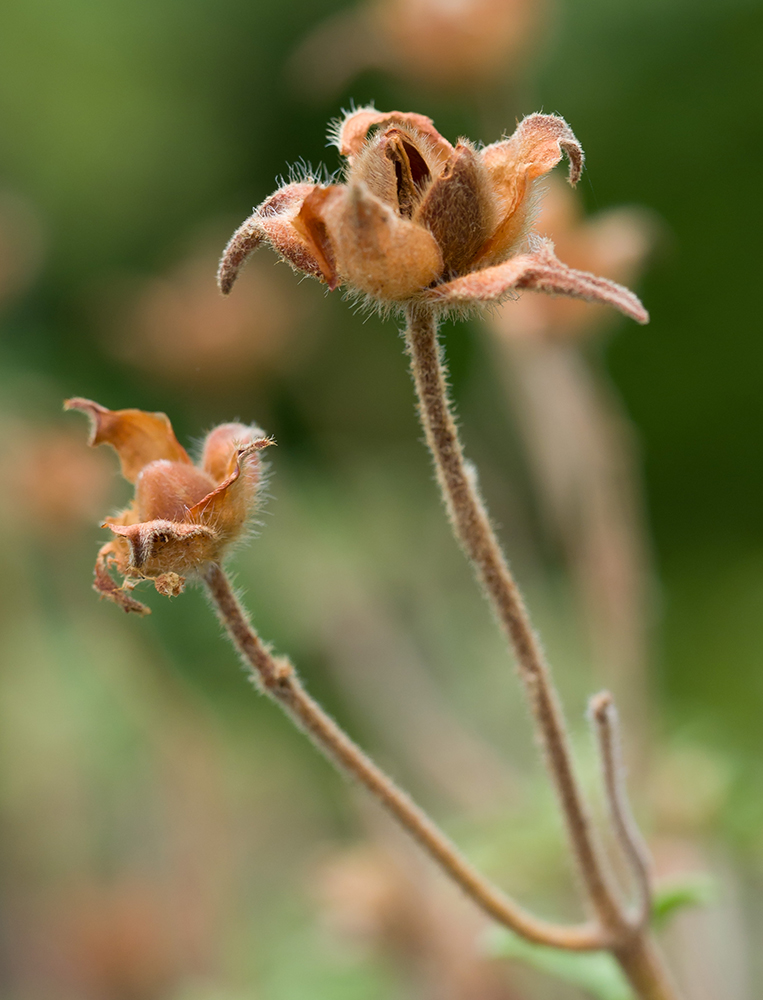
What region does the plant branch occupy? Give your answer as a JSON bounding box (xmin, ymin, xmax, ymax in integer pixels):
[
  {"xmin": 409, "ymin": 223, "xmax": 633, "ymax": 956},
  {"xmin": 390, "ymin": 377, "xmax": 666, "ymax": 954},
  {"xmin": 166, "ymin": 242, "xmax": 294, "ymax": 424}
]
[
  {"xmin": 404, "ymin": 304, "xmax": 622, "ymax": 928},
  {"xmin": 589, "ymin": 691, "xmax": 652, "ymax": 930},
  {"xmin": 203, "ymin": 561, "xmax": 607, "ymax": 951},
  {"xmin": 403, "ymin": 304, "xmax": 680, "ymax": 999}
]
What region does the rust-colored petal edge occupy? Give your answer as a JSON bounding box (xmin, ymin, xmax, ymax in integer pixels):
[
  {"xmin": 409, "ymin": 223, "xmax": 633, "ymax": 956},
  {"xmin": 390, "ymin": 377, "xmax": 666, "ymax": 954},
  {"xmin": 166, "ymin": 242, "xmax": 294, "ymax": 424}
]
[
  {"xmin": 65, "ymin": 398, "xmax": 192, "ymax": 483},
  {"xmin": 425, "ymin": 240, "xmax": 649, "ymax": 324},
  {"xmin": 333, "ymin": 106, "xmax": 454, "ymax": 163},
  {"xmin": 188, "ymin": 437, "xmax": 274, "ymax": 531}
]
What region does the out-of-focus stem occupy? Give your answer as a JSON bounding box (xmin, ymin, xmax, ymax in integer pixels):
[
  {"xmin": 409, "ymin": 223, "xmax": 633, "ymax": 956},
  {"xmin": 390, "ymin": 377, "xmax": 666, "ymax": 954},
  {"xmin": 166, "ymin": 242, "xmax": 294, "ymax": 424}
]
[
  {"xmin": 496, "ymin": 339, "xmax": 652, "ymax": 765},
  {"xmin": 590, "ymin": 691, "xmax": 652, "ymax": 929},
  {"xmin": 403, "ymin": 304, "xmax": 680, "ymax": 999},
  {"xmin": 203, "ymin": 561, "xmax": 606, "ymax": 951}
]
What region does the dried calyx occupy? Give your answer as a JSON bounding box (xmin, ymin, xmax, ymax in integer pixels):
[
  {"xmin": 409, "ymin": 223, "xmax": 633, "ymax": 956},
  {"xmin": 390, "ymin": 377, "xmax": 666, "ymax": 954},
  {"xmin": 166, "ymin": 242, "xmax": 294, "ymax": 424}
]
[
  {"xmin": 65, "ymin": 398, "xmax": 272, "ymax": 614},
  {"xmin": 218, "ymin": 107, "xmax": 647, "ymax": 324}
]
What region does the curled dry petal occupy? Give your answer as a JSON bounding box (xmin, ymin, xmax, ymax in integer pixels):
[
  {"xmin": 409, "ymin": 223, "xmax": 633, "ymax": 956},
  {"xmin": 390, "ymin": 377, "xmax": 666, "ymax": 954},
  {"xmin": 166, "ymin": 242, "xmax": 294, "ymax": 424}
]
[
  {"xmin": 427, "ymin": 239, "xmax": 649, "ymax": 324},
  {"xmin": 94, "ymin": 540, "xmax": 151, "ymax": 615},
  {"xmin": 218, "ymin": 183, "xmax": 327, "ymax": 295},
  {"xmin": 64, "ymin": 398, "xmax": 191, "ymax": 482},
  {"xmin": 335, "ymin": 107, "xmax": 454, "ymax": 164},
  {"xmin": 476, "ymin": 114, "xmax": 584, "ymax": 267},
  {"xmin": 217, "ymin": 216, "xmax": 264, "ymax": 295}
]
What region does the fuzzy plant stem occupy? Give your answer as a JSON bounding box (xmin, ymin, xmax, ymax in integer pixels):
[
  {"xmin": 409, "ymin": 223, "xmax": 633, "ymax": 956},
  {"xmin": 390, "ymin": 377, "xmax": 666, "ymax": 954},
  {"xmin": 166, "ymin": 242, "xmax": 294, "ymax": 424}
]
[
  {"xmin": 403, "ymin": 304, "xmax": 679, "ymax": 1000},
  {"xmin": 203, "ymin": 561, "xmax": 606, "ymax": 951}
]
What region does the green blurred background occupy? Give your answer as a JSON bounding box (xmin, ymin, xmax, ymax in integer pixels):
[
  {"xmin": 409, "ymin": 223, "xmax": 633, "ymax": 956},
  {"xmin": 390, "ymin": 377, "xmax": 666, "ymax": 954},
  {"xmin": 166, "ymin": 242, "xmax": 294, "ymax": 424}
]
[{"xmin": 0, "ymin": 0, "xmax": 761, "ymax": 996}]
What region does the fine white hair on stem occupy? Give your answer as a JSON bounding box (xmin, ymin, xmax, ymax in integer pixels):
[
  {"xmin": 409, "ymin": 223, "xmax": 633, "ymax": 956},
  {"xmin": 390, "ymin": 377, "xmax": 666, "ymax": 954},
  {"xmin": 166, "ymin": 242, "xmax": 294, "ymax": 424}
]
[{"xmin": 589, "ymin": 690, "xmax": 653, "ymax": 930}]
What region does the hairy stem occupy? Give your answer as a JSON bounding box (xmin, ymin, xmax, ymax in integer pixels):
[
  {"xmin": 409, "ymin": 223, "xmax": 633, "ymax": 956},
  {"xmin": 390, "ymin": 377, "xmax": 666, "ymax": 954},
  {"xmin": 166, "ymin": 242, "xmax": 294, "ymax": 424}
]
[
  {"xmin": 203, "ymin": 561, "xmax": 606, "ymax": 951},
  {"xmin": 404, "ymin": 304, "xmax": 679, "ymax": 999}
]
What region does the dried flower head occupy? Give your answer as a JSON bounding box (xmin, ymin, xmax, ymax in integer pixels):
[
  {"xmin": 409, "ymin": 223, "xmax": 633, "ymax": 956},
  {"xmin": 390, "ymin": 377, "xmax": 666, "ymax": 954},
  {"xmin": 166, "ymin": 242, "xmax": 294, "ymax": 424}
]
[
  {"xmin": 65, "ymin": 398, "xmax": 272, "ymax": 614},
  {"xmin": 101, "ymin": 247, "xmax": 311, "ymax": 392},
  {"xmin": 289, "ymin": 0, "xmax": 545, "ymax": 99},
  {"xmin": 219, "ymin": 108, "xmax": 647, "ymax": 324}
]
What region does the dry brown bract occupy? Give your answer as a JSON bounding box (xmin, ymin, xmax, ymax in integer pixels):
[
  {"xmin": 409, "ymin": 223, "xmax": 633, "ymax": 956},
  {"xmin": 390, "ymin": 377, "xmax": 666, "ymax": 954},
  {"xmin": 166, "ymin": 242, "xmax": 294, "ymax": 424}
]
[
  {"xmin": 65, "ymin": 398, "xmax": 272, "ymax": 614},
  {"xmin": 218, "ymin": 108, "xmax": 647, "ymax": 324}
]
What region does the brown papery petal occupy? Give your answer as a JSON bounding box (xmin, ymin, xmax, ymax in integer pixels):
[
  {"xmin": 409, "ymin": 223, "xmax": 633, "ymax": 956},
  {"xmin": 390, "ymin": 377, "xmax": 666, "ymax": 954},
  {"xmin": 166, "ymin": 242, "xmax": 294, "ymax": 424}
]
[
  {"xmin": 476, "ymin": 115, "xmax": 584, "ymax": 267},
  {"xmin": 324, "ymin": 183, "xmax": 443, "ymax": 301},
  {"xmin": 336, "ymin": 107, "xmax": 454, "ymax": 164},
  {"xmin": 134, "ymin": 460, "xmax": 216, "ymax": 522},
  {"xmin": 427, "ymin": 240, "xmax": 649, "ymax": 324},
  {"xmin": 189, "ymin": 438, "xmax": 272, "ymax": 544},
  {"xmin": 415, "ymin": 142, "xmax": 496, "ymax": 277},
  {"xmin": 482, "ymin": 114, "xmax": 583, "ymax": 187},
  {"xmin": 201, "ymin": 422, "xmax": 267, "ymax": 483},
  {"xmin": 291, "ymin": 186, "xmax": 343, "ymax": 288},
  {"xmin": 65, "ymin": 398, "xmax": 191, "ymax": 482}
]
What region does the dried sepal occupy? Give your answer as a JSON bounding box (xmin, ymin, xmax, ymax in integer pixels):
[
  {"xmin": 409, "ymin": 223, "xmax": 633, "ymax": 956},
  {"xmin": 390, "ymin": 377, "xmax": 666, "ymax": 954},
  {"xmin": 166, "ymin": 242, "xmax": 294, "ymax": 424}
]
[
  {"xmin": 427, "ymin": 240, "xmax": 649, "ymax": 324},
  {"xmin": 324, "ymin": 183, "xmax": 443, "ymax": 300},
  {"xmin": 483, "ymin": 114, "xmax": 584, "ymax": 188},
  {"xmin": 476, "ymin": 114, "xmax": 584, "ymax": 267},
  {"xmin": 415, "ymin": 141, "xmax": 496, "ymax": 277},
  {"xmin": 291, "ymin": 186, "xmax": 343, "ymax": 288},
  {"xmin": 64, "ymin": 398, "xmax": 191, "ymax": 482},
  {"xmin": 218, "ymin": 183, "xmax": 326, "ymax": 295},
  {"xmin": 134, "ymin": 461, "xmax": 216, "ymax": 522},
  {"xmin": 188, "ymin": 438, "xmax": 273, "ymax": 544},
  {"xmin": 107, "ymin": 519, "xmax": 218, "ymax": 577},
  {"xmin": 68, "ymin": 399, "xmax": 273, "ymax": 613},
  {"xmin": 220, "ymin": 108, "xmax": 647, "ymax": 324},
  {"xmin": 201, "ymin": 421, "xmax": 267, "ymax": 482},
  {"xmin": 334, "ymin": 107, "xmax": 454, "ymax": 164},
  {"xmin": 217, "ymin": 215, "xmax": 265, "ymax": 295},
  {"xmin": 93, "ymin": 540, "xmax": 151, "ymax": 615}
]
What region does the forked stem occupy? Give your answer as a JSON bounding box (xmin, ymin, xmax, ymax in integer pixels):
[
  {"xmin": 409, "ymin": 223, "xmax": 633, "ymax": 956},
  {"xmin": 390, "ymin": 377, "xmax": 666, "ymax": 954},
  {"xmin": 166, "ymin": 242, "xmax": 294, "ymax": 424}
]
[
  {"xmin": 590, "ymin": 691, "xmax": 653, "ymax": 930},
  {"xmin": 403, "ymin": 304, "xmax": 679, "ymax": 999},
  {"xmin": 203, "ymin": 561, "xmax": 606, "ymax": 951}
]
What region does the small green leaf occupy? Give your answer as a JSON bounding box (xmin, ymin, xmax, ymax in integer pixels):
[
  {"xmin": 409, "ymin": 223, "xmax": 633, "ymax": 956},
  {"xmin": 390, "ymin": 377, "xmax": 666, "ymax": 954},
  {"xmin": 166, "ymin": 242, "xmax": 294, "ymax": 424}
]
[
  {"xmin": 652, "ymin": 873, "xmax": 716, "ymax": 928},
  {"xmin": 485, "ymin": 927, "xmax": 635, "ymax": 1000}
]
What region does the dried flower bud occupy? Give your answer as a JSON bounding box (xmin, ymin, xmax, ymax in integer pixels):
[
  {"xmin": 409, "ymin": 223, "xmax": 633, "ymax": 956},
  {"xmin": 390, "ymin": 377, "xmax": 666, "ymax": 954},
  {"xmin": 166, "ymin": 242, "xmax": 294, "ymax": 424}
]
[
  {"xmin": 289, "ymin": 0, "xmax": 546, "ymax": 99},
  {"xmin": 219, "ymin": 109, "xmax": 647, "ymax": 325},
  {"xmin": 100, "ymin": 249, "xmax": 308, "ymax": 392},
  {"xmin": 65, "ymin": 398, "xmax": 272, "ymax": 614}
]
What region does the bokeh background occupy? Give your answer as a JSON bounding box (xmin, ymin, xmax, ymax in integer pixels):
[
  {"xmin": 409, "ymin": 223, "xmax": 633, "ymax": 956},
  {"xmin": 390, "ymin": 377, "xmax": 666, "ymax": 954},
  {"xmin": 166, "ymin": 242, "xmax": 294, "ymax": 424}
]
[{"xmin": 0, "ymin": 0, "xmax": 761, "ymax": 996}]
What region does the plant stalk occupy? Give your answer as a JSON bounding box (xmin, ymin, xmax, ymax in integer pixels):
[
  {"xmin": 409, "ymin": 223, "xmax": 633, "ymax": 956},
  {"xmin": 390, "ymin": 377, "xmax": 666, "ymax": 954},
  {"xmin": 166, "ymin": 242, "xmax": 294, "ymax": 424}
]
[
  {"xmin": 203, "ymin": 561, "xmax": 606, "ymax": 951},
  {"xmin": 403, "ymin": 303, "xmax": 679, "ymax": 999}
]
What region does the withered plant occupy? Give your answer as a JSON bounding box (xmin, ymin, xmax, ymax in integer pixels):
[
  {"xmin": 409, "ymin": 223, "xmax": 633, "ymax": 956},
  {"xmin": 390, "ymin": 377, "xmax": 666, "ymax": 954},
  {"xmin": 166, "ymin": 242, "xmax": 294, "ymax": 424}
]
[{"xmin": 69, "ymin": 108, "xmax": 680, "ymax": 999}]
